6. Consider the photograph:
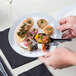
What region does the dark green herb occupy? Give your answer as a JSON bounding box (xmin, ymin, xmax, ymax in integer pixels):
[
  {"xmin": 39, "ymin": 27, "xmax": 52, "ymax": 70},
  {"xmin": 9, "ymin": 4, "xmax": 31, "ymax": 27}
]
[
  {"xmin": 17, "ymin": 32, "xmax": 21, "ymax": 36},
  {"xmin": 27, "ymin": 20, "xmax": 31, "ymax": 24},
  {"xmin": 27, "ymin": 39, "xmax": 30, "ymax": 42},
  {"xmin": 21, "ymin": 23, "xmax": 27, "ymax": 28},
  {"xmin": 30, "ymin": 33, "xmax": 33, "ymax": 36},
  {"xmin": 40, "ymin": 36, "xmax": 42, "ymax": 40},
  {"xmin": 24, "ymin": 30, "xmax": 28, "ymax": 34},
  {"xmin": 33, "ymin": 29, "xmax": 36, "ymax": 31},
  {"xmin": 41, "ymin": 20, "xmax": 44, "ymax": 24},
  {"xmin": 23, "ymin": 23, "xmax": 27, "ymax": 26}
]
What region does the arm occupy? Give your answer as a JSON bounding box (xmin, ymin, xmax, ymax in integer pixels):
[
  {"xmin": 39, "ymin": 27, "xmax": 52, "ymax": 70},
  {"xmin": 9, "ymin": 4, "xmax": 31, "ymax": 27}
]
[{"xmin": 69, "ymin": 51, "xmax": 76, "ymax": 65}]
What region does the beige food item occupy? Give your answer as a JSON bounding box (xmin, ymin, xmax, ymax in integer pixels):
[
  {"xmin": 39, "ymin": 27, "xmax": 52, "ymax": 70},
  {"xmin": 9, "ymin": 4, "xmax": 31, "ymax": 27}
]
[
  {"xmin": 37, "ymin": 19, "xmax": 47, "ymax": 29},
  {"xmin": 15, "ymin": 18, "xmax": 34, "ymax": 43},
  {"xmin": 23, "ymin": 17, "xmax": 34, "ymax": 28},
  {"xmin": 43, "ymin": 25, "xmax": 53, "ymax": 36}
]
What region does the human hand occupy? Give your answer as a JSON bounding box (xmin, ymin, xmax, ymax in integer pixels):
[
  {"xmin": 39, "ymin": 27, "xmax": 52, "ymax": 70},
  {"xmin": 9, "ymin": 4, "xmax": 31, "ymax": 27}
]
[
  {"xmin": 57, "ymin": 16, "xmax": 76, "ymax": 39},
  {"xmin": 40, "ymin": 47, "xmax": 74, "ymax": 69}
]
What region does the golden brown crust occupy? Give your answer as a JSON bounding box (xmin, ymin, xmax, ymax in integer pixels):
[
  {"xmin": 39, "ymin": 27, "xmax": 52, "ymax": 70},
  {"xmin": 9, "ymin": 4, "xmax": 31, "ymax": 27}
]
[
  {"xmin": 37, "ymin": 19, "xmax": 47, "ymax": 29},
  {"xmin": 43, "ymin": 25, "xmax": 53, "ymax": 36},
  {"xmin": 15, "ymin": 18, "xmax": 34, "ymax": 43}
]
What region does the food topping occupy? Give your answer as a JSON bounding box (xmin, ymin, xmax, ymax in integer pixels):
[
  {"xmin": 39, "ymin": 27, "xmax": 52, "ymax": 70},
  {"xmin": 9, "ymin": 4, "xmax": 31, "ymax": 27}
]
[
  {"xmin": 42, "ymin": 44, "xmax": 46, "ymax": 51},
  {"xmin": 34, "ymin": 33, "xmax": 50, "ymax": 43},
  {"xmin": 31, "ymin": 28, "xmax": 38, "ymax": 34},
  {"xmin": 24, "ymin": 38, "xmax": 32, "ymax": 47},
  {"xmin": 27, "ymin": 20, "xmax": 32, "ymax": 24},
  {"xmin": 33, "ymin": 44, "xmax": 38, "ymax": 50},
  {"xmin": 45, "ymin": 43, "xmax": 50, "ymax": 50}
]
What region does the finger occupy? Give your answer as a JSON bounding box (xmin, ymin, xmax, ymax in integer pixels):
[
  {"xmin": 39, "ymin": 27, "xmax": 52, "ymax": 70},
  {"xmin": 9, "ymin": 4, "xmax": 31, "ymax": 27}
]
[
  {"xmin": 39, "ymin": 56, "xmax": 48, "ymax": 63},
  {"xmin": 59, "ymin": 18, "xmax": 67, "ymax": 25},
  {"xmin": 59, "ymin": 16, "xmax": 71, "ymax": 25},
  {"xmin": 63, "ymin": 34, "xmax": 74, "ymax": 39},
  {"xmin": 39, "ymin": 56, "xmax": 51, "ymax": 65},
  {"xmin": 57, "ymin": 23, "xmax": 71, "ymax": 31},
  {"xmin": 62, "ymin": 30, "xmax": 71, "ymax": 38},
  {"xmin": 62, "ymin": 29, "xmax": 68, "ymax": 32},
  {"xmin": 44, "ymin": 51, "xmax": 52, "ymax": 57}
]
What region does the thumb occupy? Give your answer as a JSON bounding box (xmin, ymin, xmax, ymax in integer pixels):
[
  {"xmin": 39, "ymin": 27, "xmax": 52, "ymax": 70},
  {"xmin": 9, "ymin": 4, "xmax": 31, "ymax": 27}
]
[{"xmin": 57, "ymin": 23, "xmax": 71, "ymax": 31}]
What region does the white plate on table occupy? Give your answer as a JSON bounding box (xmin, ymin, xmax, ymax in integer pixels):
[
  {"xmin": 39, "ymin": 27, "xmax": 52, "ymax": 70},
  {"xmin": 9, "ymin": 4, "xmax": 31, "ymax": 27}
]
[
  {"xmin": 8, "ymin": 12, "xmax": 62, "ymax": 57},
  {"xmin": 56, "ymin": 4, "xmax": 76, "ymax": 20}
]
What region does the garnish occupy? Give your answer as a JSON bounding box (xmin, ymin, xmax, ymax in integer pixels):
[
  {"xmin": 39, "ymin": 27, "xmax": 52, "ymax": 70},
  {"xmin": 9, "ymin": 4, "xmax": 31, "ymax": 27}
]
[
  {"xmin": 41, "ymin": 20, "xmax": 44, "ymax": 24},
  {"xmin": 33, "ymin": 29, "xmax": 36, "ymax": 31},
  {"xmin": 17, "ymin": 32, "xmax": 21, "ymax": 36},
  {"xmin": 27, "ymin": 39, "xmax": 30, "ymax": 42},
  {"xmin": 30, "ymin": 33, "xmax": 33, "ymax": 36},
  {"xmin": 27, "ymin": 20, "xmax": 32, "ymax": 24}
]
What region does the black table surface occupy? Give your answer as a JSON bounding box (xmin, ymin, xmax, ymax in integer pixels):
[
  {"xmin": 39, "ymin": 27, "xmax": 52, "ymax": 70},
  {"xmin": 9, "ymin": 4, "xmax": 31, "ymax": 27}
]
[{"xmin": 0, "ymin": 28, "xmax": 37, "ymax": 69}]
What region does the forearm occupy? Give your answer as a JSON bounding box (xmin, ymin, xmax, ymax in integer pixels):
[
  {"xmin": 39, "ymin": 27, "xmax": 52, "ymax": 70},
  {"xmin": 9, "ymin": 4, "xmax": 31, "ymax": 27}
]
[{"xmin": 68, "ymin": 51, "xmax": 76, "ymax": 65}]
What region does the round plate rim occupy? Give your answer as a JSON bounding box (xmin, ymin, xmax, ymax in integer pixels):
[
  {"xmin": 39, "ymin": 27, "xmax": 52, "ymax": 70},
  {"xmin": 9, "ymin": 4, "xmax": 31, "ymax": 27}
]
[{"xmin": 8, "ymin": 12, "xmax": 62, "ymax": 57}]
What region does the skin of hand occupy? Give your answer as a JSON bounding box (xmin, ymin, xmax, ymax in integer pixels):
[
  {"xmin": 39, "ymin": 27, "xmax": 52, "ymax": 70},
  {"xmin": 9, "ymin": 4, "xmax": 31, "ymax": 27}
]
[
  {"xmin": 57, "ymin": 16, "xmax": 76, "ymax": 39},
  {"xmin": 40, "ymin": 47, "xmax": 76, "ymax": 70}
]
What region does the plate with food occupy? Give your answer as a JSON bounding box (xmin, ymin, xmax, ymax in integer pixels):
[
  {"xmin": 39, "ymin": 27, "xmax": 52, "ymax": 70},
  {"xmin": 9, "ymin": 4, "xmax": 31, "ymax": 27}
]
[{"xmin": 8, "ymin": 12, "xmax": 62, "ymax": 57}]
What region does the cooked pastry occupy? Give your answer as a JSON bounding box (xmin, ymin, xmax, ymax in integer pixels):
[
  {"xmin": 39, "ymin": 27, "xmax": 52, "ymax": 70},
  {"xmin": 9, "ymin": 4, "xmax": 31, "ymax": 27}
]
[
  {"xmin": 43, "ymin": 25, "xmax": 53, "ymax": 36},
  {"xmin": 37, "ymin": 19, "xmax": 47, "ymax": 29},
  {"xmin": 23, "ymin": 17, "xmax": 34, "ymax": 28},
  {"xmin": 15, "ymin": 18, "xmax": 34, "ymax": 43}
]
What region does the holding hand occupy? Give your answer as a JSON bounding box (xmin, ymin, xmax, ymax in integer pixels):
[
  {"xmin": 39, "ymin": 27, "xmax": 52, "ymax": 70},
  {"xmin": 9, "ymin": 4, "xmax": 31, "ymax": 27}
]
[
  {"xmin": 40, "ymin": 47, "xmax": 76, "ymax": 69},
  {"xmin": 57, "ymin": 16, "xmax": 76, "ymax": 39}
]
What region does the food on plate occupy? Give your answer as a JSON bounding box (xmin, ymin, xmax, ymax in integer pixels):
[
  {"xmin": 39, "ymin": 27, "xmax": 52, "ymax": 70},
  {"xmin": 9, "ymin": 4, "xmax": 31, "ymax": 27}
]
[
  {"xmin": 16, "ymin": 28, "xmax": 28, "ymax": 43},
  {"xmin": 42, "ymin": 44, "xmax": 46, "ymax": 51},
  {"xmin": 33, "ymin": 44, "xmax": 38, "ymax": 50},
  {"xmin": 15, "ymin": 17, "xmax": 53, "ymax": 52},
  {"xmin": 23, "ymin": 17, "xmax": 34, "ymax": 28},
  {"xmin": 27, "ymin": 45, "xmax": 34, "ymax": 52},
  {"xmin": 24, "ymin": 38, "xmax": 32, "ymax": 47},
  {"xmin": 37, "ymin": 19, "xmax": 47, "ymax": 29},
  {"xmin": 34, "ymin": 33, "xmax": 50, "ymax": 43},
  {"xmin": 27, "ymin": 28, "xmax": 38, "ymax": 39},
  {"xmin": 16, "ymin": 18, "xmax": 34, "ymax": 43},
  {"xmin": 45, "ymin": 43, "xmax": 50, "ymax": 50},
  {"xmin": 43, "ymin": 25, "xmax": 53, "ymax": 36},
  {"xmin": 42, "ymin": 43, "xmax": 50, "ymax": 51},
  {"xmin": 26, "ymin": 31, "xmax": 34, "ymax": 39},
  {"xmin": 31, "ymin": 28, "xmax": 38, "ymax": 34}
]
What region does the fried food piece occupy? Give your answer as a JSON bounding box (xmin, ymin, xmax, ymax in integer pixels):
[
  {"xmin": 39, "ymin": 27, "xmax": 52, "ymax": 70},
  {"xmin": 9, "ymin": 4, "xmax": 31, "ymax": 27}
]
[
  {"xmin": 43, "ymin": 25, "xmax": 53, "ymax": 36},
  {"xmin": 37, "ymin": 19, "xmax": 47, "ymax": 29}
]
